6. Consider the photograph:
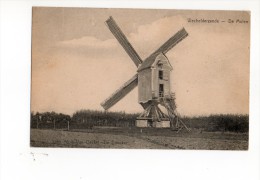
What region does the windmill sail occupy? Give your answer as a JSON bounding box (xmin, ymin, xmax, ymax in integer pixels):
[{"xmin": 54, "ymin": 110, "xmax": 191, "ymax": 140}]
[
  {"xmin": 101, "ymin": 74, "xmax": 138, "ymax": 110},
  {"xmin": 106, "ymin": 17, "xmax": 143, "ymax": 67},
  {"xmin": 153, "ymin": 28, "xmax": 188, "ymax": 55}
]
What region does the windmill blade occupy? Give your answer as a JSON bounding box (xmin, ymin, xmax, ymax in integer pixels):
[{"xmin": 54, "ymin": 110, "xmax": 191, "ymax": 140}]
[
  {"xmin": 153, "ymin": 28, "xmax": 188, "ymax": 55},
  {"xmin": 106, "ymin": 16, "xmax": 142, "ymax": 67},
  {"xmin": 101, "ymin": 74, "xmax": 138, "ymax": 110}
]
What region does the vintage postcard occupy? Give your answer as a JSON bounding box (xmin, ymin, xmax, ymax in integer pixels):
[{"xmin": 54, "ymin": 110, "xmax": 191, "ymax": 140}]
[{"xmin": 30, "ymin": 7, "xmax": 249, "ymax": 150}]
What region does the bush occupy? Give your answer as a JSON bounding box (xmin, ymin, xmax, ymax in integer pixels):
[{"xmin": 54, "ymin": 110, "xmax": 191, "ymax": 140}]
[
  {"xmin": 181, "ymin": 114, "xmax": 249, "ymax": 133},
  {"xmin": 71, "ymin": 109, "xmax": 138, "ymax": 128},
  {"xmin": 31, "ymin": 111, "xmax": 71, "ymax": 129}
]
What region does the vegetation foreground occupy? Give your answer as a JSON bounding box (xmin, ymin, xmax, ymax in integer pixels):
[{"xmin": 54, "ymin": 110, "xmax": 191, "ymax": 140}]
[
  {"xmin": 30, "ymin": 110, "xmax": 248, "ymax": 150},
  {"xmin": 31, "ymin": 110, "xmax": 249, "ymax": 133}
]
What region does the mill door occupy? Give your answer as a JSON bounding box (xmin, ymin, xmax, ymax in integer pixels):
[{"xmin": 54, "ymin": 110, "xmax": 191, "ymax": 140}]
[{"xmin": 159, "ymin": 84, "xmax": 164, "ymax": 97}]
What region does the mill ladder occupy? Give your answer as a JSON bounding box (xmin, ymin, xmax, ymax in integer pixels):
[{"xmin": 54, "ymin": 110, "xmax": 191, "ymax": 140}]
[{"xmin": 162, "ymin": 96, "xmax": 191, "ymax": 132}]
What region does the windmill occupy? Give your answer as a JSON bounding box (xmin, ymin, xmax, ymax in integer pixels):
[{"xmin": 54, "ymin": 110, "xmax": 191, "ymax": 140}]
[{"xmin": 101, "ymin": 16, "xmax": 190, "ymax": 131}]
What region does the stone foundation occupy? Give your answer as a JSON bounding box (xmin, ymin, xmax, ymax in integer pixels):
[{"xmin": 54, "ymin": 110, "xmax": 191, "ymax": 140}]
[
  {"xmin": 152, "ymin": 121, "xmax": 170, "ymax": 128},
  {"xmin": 135, "ymin": 120, "xmax": 148, "ymax": 127},
  {"xmin": 136, "ymin": 119, "xmax": 170, "ymax": 128}
]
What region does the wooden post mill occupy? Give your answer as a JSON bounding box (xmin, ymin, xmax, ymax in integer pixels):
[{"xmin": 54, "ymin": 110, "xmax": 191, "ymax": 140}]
[{"xmin": 101, "ymin": 16, "xmax": 190, "ymax": 131}]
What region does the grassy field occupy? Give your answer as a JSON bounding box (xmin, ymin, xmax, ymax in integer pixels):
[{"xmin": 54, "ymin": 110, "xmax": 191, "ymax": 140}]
[{"xmin": 30, "ymin": 127, "xmax": 248, "ymax": 150}]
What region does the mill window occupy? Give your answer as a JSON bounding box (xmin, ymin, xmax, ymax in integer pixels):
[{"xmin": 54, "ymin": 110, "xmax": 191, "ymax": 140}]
[{"xmin": 159, "ymin": 70, "xmax": 163, "ymax": 80}]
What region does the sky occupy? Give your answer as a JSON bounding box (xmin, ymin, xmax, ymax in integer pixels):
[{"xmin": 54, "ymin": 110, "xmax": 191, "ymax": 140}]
[{"xmin": 31, "ymin": 8, "xmax": 250, "ymax": 116}]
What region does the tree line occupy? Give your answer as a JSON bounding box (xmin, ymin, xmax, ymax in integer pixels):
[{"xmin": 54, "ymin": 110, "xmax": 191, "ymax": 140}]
[
  {"xmin": 71, "ymin": 110, "xmax": 139, "ymax": 128},
  {"xmin": 31, "ymin": 111, "xmax": 70, "ymax": 129},
  {"xmin": 182, "ymin": 114, "xmax": 249, "ymax": 133},
  {"xmin": 31, "ymin": 110, "xmax": 249, "ymax": 133},
  {"xmin": 31, "ymin": 110, "xmax": 139, "ymax": 129}
]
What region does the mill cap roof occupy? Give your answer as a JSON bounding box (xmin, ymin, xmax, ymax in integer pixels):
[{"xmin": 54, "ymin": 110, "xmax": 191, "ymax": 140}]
[{"xmin": 137, "ymin": 52, "xmax": 173, "ymax": 72}]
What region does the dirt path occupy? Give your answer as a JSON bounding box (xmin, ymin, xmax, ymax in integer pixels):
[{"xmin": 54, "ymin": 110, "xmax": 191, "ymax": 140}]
[{"xmin": 30, "ymin": 129, "xmax": 248, "ymax": 150}]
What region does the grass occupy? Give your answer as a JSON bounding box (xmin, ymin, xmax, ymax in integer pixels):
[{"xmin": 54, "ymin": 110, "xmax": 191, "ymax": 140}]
[{"xmin": 30, "ymin": 127, "xmax": 248, "ymax": 150}]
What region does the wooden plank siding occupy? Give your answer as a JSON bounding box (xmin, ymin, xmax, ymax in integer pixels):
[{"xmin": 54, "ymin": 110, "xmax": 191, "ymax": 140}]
[
  {"xmin": 152, "ymin": 56, "xmax": 172, "ymax": 99},
  {"xmin": 138, "ymin": 69, "xmax": 152, "ymax": 103},
  {"xmin": 138, "ymin": 53, "xmax": 172, "ymax": 103},
  {"xmin": 157, "ymin": 70, "xmax": 171, "ymax": 97}
]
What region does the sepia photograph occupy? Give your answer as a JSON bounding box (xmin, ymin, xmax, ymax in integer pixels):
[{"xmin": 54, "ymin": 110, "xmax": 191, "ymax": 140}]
[
  {"xmin": 30, "ymin": 7, "xmax": 250, "ymax": 150},
  {"xmin": 1, "ymin": 1, "xmax": 260, "ymax": 180}
]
